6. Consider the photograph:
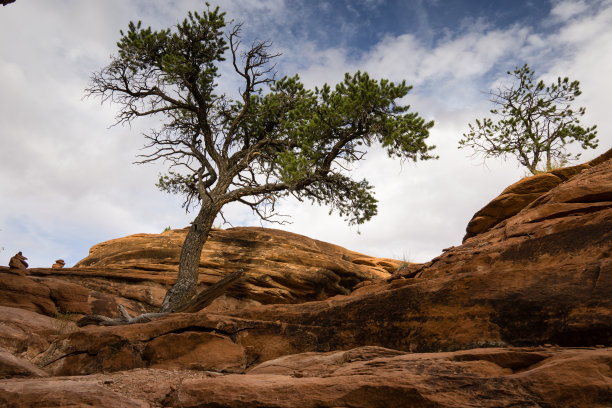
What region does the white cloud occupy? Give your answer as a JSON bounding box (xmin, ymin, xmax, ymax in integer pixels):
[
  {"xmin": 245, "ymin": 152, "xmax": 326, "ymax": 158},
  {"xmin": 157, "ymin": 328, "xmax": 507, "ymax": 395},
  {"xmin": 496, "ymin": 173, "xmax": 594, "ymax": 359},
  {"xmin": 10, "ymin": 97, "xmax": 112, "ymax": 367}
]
[{"xmin": 551, "ymin": 0, "xmax": 590, "ymax": 21}]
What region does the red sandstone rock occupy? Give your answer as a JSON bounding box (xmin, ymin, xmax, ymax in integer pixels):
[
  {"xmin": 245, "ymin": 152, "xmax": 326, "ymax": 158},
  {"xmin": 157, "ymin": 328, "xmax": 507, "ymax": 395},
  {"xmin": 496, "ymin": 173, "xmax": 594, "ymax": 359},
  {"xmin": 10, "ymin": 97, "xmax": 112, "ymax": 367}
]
[
  {"xmin": 2, "ymin": 150, "xmax": 612, "ymax": 407},
  {"xmin": 0, "ymin": 270, "xmax": 122, "ymax": 319},
  {"xmin": 7, "ymin": 347, "xmax": 610, "ymax": 407},
  {"xmin": 0, "ymin": 272, "xmax": 56, "ymax": 316},
  {"xmin": 170, "ymin": 346, "xmax": 612, "ymax": 408},
  {"xmin": 28, "ymin": 266, "xmax": 164, "ymax": 314},
  {"xmin": 30, "ymin": 153, "xmax": 612, "ymax": 378},
  {"xmin": 51, "ymin": 259, "xmax": 65, "ymax": 269},
  {"xmin": 463, "ymin": 148, "xmax": 612, "ymax": 241},
  {"xmin": 33, "ymin": 313, "xmax": 304, "ymax": 376},
  {"xmin": 7, "ymin": 252, "xmax": 28, "ymax": 276},
  {"xmin": 0, "ymin": 349, "xmax": 48, "ymax": 379},
  {"xmin": 71, "ymin": 227, "xmax": 399, "ymax": 307},
  {"xmin": 0, "ymin": 306, "xmax": 58, "ymax": 357},
  {"xmin": 0, "ymin": 379, "xmax": 148, "ymax": 407}
]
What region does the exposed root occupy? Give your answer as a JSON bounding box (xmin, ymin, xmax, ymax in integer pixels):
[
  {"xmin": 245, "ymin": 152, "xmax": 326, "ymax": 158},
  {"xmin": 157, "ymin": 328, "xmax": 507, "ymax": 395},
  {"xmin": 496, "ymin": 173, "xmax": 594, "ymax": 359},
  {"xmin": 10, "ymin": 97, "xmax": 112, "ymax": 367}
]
[{"xmin": 77, "ymin": 269, "xmax": 245, "ymax": 327}]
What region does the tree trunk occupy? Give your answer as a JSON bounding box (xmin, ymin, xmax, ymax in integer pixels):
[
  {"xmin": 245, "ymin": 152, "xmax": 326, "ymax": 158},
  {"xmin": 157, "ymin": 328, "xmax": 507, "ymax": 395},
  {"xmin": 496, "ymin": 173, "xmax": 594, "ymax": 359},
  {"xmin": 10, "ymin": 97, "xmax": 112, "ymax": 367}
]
[{"xmin": 159, "ymin": 202, "xmax": 218, "ymax": 313}]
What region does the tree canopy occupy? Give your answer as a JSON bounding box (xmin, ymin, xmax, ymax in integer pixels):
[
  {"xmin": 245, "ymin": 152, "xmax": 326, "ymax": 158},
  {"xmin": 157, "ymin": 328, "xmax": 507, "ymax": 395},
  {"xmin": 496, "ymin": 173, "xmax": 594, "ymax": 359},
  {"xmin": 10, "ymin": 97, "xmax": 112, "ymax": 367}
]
[
  {"xmin": 85, "ymin": 6, "xmax": 436, "ymax": 317},
  {"xmin": 459, "ymin": 64, "xmax": 598, "ymax": 174}
]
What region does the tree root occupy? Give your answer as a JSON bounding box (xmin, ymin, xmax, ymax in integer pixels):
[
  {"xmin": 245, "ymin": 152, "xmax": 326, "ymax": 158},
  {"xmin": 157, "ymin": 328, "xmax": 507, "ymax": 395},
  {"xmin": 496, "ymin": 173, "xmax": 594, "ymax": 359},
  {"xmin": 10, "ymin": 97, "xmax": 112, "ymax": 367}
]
[{"xmin": 77, "ymin": 269, "xmax": 245, "ymax": 327}]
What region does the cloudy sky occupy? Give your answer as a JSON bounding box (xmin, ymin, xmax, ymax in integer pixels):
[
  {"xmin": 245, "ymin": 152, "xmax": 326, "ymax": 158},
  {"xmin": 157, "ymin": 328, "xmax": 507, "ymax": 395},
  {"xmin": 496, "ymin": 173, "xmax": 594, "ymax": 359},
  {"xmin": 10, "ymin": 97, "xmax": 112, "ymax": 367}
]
[{"xmin": 1, "ymin": 0, "xmax": 610, "ymax": 267}]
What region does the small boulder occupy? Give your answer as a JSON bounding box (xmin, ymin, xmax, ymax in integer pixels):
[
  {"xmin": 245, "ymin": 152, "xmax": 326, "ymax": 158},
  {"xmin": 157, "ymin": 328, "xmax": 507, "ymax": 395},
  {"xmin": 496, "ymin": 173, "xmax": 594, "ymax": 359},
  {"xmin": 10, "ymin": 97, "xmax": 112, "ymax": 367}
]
[
  {"xmin": 8, "ymin": 252, "xmax": 28, "ymax": 276},
  {"xmin": 51, "ymin": 259, "xmax": 65, "ymax": 269}
]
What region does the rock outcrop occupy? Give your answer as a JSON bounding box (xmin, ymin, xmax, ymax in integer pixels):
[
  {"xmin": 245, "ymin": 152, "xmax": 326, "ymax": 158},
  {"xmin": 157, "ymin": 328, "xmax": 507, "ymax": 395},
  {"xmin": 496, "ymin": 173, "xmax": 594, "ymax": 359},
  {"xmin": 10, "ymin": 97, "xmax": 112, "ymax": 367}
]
[
  {"xmin": 32, "ymin": 151, "xmax": 612, "ymax": 377},
  {"xmin": 0, "ymin": 306, "xmax": 59, "ymax": 358},
  {"xmin": 1, "ymin": 151, "xmax": 611, "ymax": 407},
  {"xmin": 172, "ymin": 346, "xmax": 612, "ymax": 408},
  {"xmin": 51, "ymin": 259, "xmax": 65, "ymax": 269},
  {"xmin": 0, "ymin": 379, "xmax": 147, "ymax": 408},
  {"xmin": 463, "ymin": 148, "xmax": 612, "ymax": 241},
  {"xmin": 4, "ymin": 346, "xmax": 612, "ymax": 407},
  {"xmin": 69, "ymin": 227, "xmax": 399, "ymax": 308},
  {"xmin": 7, "ymin": 252, "xmax": 28, "ymax": 276},
  {"xmin": 0, "ymin": 269, "xmax": 122, "ymax": 322},
  {"xmin": 0, "ymin": 349, "xmax": 48, "ymax": 379}
]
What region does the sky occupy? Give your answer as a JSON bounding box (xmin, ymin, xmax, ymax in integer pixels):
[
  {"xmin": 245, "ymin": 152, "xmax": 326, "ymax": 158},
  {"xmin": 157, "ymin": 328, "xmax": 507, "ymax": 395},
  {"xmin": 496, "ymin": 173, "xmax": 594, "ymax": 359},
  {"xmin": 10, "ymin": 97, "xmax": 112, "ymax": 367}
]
[{"xmin": 0, "ymin": 0, "xmax": 610, "ymax": 267}]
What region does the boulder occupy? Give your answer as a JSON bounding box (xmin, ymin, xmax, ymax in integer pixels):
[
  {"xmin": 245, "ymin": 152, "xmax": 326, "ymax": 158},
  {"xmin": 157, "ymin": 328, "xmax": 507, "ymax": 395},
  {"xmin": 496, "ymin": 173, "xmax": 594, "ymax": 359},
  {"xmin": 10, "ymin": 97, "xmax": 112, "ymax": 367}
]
[
  {"xmin": 7, "ymin": 252, "xmax": 28, "ymax": 276},
  {"xmin": 51, "ymin": 259, "xmax": 65, "ymax": 269},
  {"xmin": 463, "ymin": 148, "xmax": 612, "ymax": 241}
]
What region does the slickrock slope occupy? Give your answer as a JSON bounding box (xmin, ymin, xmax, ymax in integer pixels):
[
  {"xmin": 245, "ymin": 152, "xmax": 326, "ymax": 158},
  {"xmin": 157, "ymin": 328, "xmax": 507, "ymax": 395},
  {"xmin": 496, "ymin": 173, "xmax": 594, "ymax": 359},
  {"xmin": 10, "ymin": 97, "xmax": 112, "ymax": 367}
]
[
  {"xmin": 67, "ymin": 227, "xmax": 399, "ymax": 308},
  {"xmin": 4, "ymin": 346, "xmax": 612, "ymax": 407},
  {"xmin": 29, "ymin": 152, "xmax": 612, "ymax": 370},
  {"xmin": 463, "ymin": 148, "xmax": 612, "ymax": 241},
  {"xmin": 173, "ymin": 346, "xmax": 612, "ymax": 408},
  {"xmin": 232, "ymin": 154, "xmax": 612, "ymax": 352}
]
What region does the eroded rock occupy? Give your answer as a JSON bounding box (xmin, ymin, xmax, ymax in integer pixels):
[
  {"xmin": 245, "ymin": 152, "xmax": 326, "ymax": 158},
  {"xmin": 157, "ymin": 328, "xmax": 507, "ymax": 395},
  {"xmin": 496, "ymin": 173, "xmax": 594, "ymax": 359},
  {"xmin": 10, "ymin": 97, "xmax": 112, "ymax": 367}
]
[
  {"xmin": 51, "ymin": 259, "xmax": 65, "ymax": 269},
  {"xmin": 31, "ymin": 154, "xmax": 612, "ymax": 377},
  {"xmin": 0, "ymin": 379, "xmax": 148, "ymax": 408},
  {"xmin": 463, "ymin": 148, "xmax": 612, "ymax": 241},
  {"xmin": 0, "ymin": 349, "xmax": 48, "ymax": 379},
  {"xmin": 170, "ymin": 346, "xmax": 612, "ymax": 408},
  {"xmin": 71, "ymin": 227, "xmax": 399, "ymax": 306},
  {"xmin": 0, "ymin": 270, "xmax": 121, "ymax": 319},
  {"xmin": 0, "ymin": 306, "xmax": 58, "ymax": 357},
  {"xmin": 7, "ymin": 252, "xmax": 28, "ymax": 276}
]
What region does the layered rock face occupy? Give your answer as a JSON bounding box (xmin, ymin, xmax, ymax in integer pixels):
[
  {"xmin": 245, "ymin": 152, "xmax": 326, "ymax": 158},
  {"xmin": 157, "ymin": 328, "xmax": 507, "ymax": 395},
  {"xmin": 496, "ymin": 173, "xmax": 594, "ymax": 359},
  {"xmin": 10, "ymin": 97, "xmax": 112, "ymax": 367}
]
[
  {"xmin": 1, "ymin": 151, "xmax": 611, "ymax": 407},
  {"xmin": 463, "ymin": 148, "xmax": 612, "ymax": 241},
  {"xmin": 71, "ymin": 226, "xmax": 399, "ymax": 308}
]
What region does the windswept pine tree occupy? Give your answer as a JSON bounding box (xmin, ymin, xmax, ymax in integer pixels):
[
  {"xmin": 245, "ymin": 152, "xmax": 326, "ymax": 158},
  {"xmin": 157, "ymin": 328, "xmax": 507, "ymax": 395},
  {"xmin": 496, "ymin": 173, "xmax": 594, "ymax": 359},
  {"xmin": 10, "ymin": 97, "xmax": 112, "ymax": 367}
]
[{"xmin": 82, "ymin": 6, "xmax": 436, "ymax": 324}]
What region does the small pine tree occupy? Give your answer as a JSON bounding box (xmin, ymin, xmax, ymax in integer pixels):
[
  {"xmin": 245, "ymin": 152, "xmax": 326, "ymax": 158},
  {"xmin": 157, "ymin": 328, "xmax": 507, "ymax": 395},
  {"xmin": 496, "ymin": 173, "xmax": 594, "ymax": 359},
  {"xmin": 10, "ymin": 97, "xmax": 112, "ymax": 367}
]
[{"xmin": 459, "ymin": 64, "xmax": 598, "ymax": 174}]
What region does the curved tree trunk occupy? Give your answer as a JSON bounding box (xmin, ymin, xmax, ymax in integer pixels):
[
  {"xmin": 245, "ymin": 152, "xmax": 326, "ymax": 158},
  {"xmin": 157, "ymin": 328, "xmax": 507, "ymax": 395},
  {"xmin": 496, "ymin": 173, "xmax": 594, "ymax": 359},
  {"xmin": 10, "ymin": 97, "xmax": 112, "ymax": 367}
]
[
  {"xmin": 77, "ymin": 200, "xmax": 247, "ymax": 327},
  {"xmin": 159, "ymin": 202, "xmax": 219, "ymax": 313}
]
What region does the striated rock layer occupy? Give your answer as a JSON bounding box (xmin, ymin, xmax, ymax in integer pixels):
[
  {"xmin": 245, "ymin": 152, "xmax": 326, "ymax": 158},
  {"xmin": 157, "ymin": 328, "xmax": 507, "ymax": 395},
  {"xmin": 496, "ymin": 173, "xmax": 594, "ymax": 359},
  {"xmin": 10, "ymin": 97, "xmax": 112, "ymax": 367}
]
[
  {"xmin": 68, "ymin": 227, "xmax": 399, "ymax": 308},
  {"xmin": 463, "ymin": 148, "xmax": 612, "ymax": 241},
  {"xmin": 3, "ymin": 346, "xmax": 612, "ymax": 407}
]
